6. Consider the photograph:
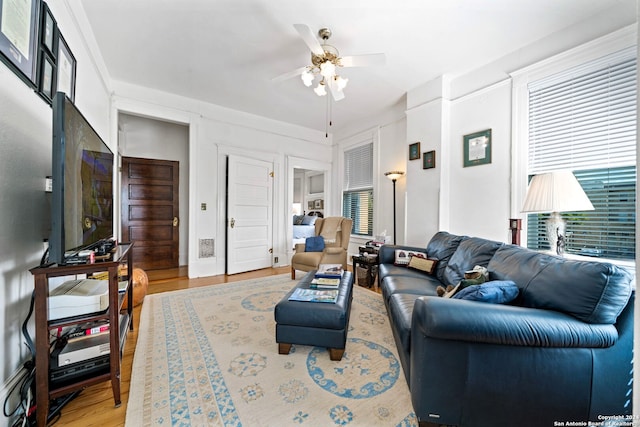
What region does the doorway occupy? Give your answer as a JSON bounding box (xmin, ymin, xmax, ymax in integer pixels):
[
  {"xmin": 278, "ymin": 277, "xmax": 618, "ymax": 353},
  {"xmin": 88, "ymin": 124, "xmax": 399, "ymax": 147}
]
[
  {"xmin": 287, "ymin": 157, "xmax": 332, "ymax": 255},
  {"xmin": 118, "ymin": 113, "xmax": 189, "ymax": 269},
  {"xmin": 292, "ymin": 168, "xmax": 325, "ymax": 248}
]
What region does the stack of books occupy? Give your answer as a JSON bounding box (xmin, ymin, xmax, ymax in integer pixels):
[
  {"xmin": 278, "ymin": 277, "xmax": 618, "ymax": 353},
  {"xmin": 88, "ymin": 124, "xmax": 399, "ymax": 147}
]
[
  {"xmin": 311, "ymin": 264, "xmax": 344, "ymax": 289},
  {"xmin": 288, "ymin": 288, "xmax": 339, "ymax": 303}
]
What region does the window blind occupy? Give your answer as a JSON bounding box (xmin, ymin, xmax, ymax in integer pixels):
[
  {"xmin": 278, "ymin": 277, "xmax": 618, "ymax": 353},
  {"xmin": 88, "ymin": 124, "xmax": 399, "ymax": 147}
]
[
  {"xmin": 526, "ymin": 48, "xmax": 636, "ymax": 260},
  {"xmin": 343, "ymin": 143, "xmax": 373, "ymax": 236},
  {"xmin": 343, "ymin": 143, "xmax": 373, "ymax": 191}
]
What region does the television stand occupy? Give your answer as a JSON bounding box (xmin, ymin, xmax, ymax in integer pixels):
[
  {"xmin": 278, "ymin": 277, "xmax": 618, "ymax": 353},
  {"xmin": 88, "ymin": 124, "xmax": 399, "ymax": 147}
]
[{"xmin": 29, "ymin": 242, "xmax": 134, "ymax": 427}]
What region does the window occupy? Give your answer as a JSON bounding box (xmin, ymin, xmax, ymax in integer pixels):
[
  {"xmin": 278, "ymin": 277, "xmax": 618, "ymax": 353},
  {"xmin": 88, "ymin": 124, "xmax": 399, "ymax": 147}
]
[
  {"xmin": 526, "ymin": 48, "xmax": 636, "ymax": 260},
  {"xmin": 343, "ymin": 143, "xmax": 373, "ymax": 236}
]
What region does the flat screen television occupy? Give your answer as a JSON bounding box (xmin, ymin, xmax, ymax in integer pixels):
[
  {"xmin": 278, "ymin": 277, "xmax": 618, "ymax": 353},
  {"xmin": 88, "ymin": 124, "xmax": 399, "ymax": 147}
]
[{"xmin": 49, "ymin": 92, "xmax": 114, "ymax": 265}]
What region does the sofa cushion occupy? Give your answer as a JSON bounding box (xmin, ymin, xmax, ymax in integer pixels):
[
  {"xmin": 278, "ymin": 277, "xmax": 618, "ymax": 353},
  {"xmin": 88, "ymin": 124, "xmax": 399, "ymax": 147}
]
[
  {"xmin": 425, "ymin": 231, "xmax": 467, "ymax": 283},
  {"xmin": 407, "ymin": 255, "xmax": 437, "ymax": 275},
  {"xmin": 452, "ymin": 280, "xmax": 519, "ymax": 304},
  {"xmin": 387, "ymin": 293, "xmax": 424, "ymax": 360},
  {"xmin": 381, "ymin": 275, "xmax": 441, "ymax": 306},
  {"xmin": 442, "ymin": 237, "xmax": 504, "ymax": 287},
  {"xmin": 394, "ymin": 249, "xmax": 427, "ymax": 266},
  {"xmin": 488, "ymin": 245, "xmax": 633, "ymax": 324}
]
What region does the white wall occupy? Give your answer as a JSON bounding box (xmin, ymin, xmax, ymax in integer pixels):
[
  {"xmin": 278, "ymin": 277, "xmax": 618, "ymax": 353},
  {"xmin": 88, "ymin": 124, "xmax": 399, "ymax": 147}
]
[
  {"xmin": 447, "ymin": 80, "xmax": 513, "ymax": 241},
  {"xmin": 118, "ymin": 113, "xmax": 190, "ymax": 266},
  {"xmin": 111, "ymin": 83, "xmax": 333, "ymax": 278}
]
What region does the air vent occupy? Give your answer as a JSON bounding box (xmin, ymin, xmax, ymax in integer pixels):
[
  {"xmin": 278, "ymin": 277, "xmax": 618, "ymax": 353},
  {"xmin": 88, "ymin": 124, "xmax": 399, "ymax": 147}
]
[{"xmin": 199, "ymin": 239, "xmax": 215, "ymax": 258}]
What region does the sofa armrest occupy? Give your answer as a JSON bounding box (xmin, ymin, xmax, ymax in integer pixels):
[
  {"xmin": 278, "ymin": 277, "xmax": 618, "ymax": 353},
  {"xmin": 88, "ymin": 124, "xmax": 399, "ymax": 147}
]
[
  {"xmin": 379, "ymin": 244, "xmax": 427, "ymax": 264},
  {"xmin": 294, "ymin": 243, "xmax": 306, "ymax": 253},
  {"xmin": 412, "ymin": 297, "xmax": 618, "ymax": 348}
]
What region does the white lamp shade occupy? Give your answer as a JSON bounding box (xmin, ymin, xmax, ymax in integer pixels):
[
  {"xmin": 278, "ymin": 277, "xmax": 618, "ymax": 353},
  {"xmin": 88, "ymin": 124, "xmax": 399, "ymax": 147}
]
[
  {"xmin": 521, "ymin": 170, "xmax": 594, "ymax": 213},
  {"xmin": 314, "ymin": 82, "xmax": 327, "ymax": 96},
  {"xmin": 320, "ymin": 61, "xmax": 336, "ymax": 78},
  {"xmin": 384, "ymin": 171, "xmax": 405, "ymax": 181},
  {"xmin": 301, "ymin": 70, "xmax": 314, "ymax": 87},
  {"xmin": 335, "ymin": 76, "xmax": 348, "ymax": 91}
]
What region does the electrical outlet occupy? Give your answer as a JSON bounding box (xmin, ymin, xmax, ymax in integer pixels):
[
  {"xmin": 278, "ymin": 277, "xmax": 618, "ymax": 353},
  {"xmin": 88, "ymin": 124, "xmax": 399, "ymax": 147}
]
[{"xmin": 274, "ymin": 256, "xmax": 279, "ymax": 263}]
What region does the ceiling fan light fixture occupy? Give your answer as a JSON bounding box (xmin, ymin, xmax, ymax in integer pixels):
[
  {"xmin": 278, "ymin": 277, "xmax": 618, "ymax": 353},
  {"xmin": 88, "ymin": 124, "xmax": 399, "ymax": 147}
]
[
  {"xmin": 335, "ymin": 75, "xmax": 348, "ymax": 91},
  {"xmin": 320, "ymin": 61, "xmax": 336, "ymax": 78},
  {"xmin": 314, "ymin": 82, "xmax": 327, "ymax": 96},
  {"xmin": 301, "ymin": 69, "xmax": 314, "ymax": 87}
]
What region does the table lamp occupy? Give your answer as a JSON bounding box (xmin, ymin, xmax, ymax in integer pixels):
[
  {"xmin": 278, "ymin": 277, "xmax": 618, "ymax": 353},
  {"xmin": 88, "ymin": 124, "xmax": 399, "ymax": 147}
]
[{"xmin": 521, "ymin": 170, "xmax": 594, "ymax": 255}]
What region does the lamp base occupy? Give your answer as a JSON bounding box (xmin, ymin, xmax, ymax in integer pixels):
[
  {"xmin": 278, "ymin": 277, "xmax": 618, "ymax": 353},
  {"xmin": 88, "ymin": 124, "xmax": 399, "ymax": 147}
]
[{"xmin": 546, "ymin": 211, "xmax": 566, "ymax": 256}]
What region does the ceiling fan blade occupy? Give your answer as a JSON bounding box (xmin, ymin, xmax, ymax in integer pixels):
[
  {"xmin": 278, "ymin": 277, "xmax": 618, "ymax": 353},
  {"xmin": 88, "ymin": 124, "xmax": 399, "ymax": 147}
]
[
  {"xmin": 293, "ymin": 24, "xmax": 324, "ymax": 56},
  {"xmin": 340, "ymin": 53, "xmax": 386, "ymax": 68},
  {"xmin": 327, "ymin": 79, "xmax": 345, "ymax": 102},
  {"xmin": 272, "ymin": 66, "xmax": 307, "ymax": 83}
]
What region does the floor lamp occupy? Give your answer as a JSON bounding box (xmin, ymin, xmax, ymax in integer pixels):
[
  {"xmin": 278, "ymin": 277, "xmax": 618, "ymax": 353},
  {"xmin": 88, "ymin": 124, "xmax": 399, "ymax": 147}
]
[{"xmin": 384, "ymin": 171, "xmax": 405, "ymax": 245}]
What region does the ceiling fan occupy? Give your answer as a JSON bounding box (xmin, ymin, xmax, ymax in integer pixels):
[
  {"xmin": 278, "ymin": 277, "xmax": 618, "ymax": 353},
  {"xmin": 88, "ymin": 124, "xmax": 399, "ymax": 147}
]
[{"xmin": 274, "ymin": 24, "xmax": 386, "ymax": 101}]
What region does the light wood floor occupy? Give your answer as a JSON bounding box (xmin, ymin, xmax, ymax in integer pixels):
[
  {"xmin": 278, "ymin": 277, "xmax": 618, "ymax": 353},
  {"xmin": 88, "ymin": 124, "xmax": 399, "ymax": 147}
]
[{"xmin": 51, "ymin": 265, "xmax": 291, "ymax": 427}]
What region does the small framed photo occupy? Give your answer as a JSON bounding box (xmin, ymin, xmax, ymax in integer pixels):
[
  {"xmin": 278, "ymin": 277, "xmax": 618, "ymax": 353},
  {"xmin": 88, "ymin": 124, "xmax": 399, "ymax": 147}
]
[
  {"xmin": 57, "ymin": 34, "xmax": 76, "ymax": 102},
  {"xmin": 41, "ymin": 3, "xmax": 56, "ymax": 55},
  {"xmin": 423, "ymin": 150, "xmax": 436, "ymax": 169},
  {"xmin": 409, "ymin": 142, "xmax": 421, "ymax": 160},
  {"xmin": 463, "ymin": 129, "xmax": 492, "ymax": 167},
  {"xmin": 39, "ymin": 54, "xmax": 55, "ymax": 103},
  {"xmin": 314, "ymin": 199, "xmax": 323, "ymax": 209},
  {"xmin": 307, "ymin": 200, "xmax": 314, "ymax": 210}
]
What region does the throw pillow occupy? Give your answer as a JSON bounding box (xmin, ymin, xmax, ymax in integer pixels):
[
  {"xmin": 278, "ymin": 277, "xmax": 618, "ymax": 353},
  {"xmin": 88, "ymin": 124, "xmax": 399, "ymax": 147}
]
[
  {"xmin": 394, "ymin": 249, "xmax": 427, "ymax": 266},
  {"xmin": 407, "ymin": 255, "xmax": 438, "ymax": 275},
  {"xmin": 452, "ymin": 280, "xmax": 519, "ymax": 304},
  {"xmin": 301, "ymin": 215, "xmax": 318, "ymax": 225},
  {"xmin": 305, "ymin": 236, "xmax": 325, "ymax": 252},
  {"xmin": 293, "ymin": 215, "xmax": 304, "ymax": 225}
]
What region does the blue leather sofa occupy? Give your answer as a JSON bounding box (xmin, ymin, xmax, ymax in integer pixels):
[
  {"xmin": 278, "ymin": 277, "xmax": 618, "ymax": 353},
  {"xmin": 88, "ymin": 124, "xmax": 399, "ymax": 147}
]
[{"xmin": 378, "ymin": 231, "xmax": 634, "ymax": 427}]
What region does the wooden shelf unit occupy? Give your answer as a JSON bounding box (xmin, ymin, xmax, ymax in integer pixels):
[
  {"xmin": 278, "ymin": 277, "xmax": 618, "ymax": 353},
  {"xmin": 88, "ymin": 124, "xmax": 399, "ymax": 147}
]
[{"xmin": 29, "ymin": 243, "xmax": 134, "ymax": 427}]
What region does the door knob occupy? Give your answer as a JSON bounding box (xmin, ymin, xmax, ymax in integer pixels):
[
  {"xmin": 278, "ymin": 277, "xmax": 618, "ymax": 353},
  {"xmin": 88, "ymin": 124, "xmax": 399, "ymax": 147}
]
[{"xmin": 173, "ymin": 217, "xmax": 179, "ymax": 227}]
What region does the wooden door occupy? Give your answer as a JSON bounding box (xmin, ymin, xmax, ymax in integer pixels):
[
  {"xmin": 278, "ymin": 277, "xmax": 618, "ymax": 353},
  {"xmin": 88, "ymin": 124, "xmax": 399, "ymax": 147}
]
[
  {"xmin": 121, "ymin": 157, "xmax": 179, "ymax": 270},
  {"xmin": 226, "ymin": 155, "xmax": 273, "ymax": 274}
]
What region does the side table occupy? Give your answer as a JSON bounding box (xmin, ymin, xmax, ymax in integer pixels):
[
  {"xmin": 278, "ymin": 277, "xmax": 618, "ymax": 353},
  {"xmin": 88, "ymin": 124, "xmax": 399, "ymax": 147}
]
[{"xmin": 352, "ymin": 252, "xmax": 379, "ymax": 289}]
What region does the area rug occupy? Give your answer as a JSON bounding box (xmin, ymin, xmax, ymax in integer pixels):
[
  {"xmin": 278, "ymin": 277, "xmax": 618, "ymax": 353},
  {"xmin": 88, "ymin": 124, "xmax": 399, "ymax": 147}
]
[{"xmin": 125, "ymin": 274, "xmax": 417, "ymax": 426}]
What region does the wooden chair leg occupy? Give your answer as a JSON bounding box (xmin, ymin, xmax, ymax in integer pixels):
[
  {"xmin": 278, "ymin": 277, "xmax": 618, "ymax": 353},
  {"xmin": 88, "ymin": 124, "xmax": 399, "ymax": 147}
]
[{"xmin": 291, "ymin": 267, "xmax": 295, "ymax": 280}]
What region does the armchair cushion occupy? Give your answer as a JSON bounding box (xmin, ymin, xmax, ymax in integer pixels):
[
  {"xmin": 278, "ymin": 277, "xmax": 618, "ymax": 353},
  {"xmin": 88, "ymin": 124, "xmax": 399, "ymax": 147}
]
[{"xmin": 304, "ymin": 236, "xmax": 325, "ymax": 252}]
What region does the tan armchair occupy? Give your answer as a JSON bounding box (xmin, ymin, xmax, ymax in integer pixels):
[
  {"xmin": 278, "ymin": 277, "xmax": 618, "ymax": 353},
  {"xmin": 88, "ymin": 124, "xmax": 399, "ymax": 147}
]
[{"xmin": 291, "ymin": 216, "xmax": 353, "ymax": 279}]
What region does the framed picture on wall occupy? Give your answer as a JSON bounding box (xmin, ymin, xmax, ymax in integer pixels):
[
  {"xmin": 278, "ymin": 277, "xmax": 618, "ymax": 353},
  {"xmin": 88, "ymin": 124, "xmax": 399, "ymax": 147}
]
[
  {"xmin": 423, "ymin": 150, "xmax": 436, "ymax": 169},
  {"xmin": 41, "ymin": 2, "xmax": 56, "ymax": 55},
  {"xmin": 409, "ymin": 142, "xmax": 421, "ymax": 160},
  {"xmin": 57, "ymin": 33, "xmax": 76, "ymax": 102},
  {"xmin": 0, "ymin": 0, "xmax": 40, "ymax": 86},
  {"xmin": 39, "ymin": 54, "xmax": 55, "ymax": 102},
  {"xmin": 463, "ymin": 129, "xmax": 492, "ymax": 167}
]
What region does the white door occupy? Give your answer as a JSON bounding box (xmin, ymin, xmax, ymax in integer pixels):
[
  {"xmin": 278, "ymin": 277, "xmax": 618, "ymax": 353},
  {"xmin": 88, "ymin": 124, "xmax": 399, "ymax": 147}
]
[{"xmin": 226, "ymin": 155, "xmax": 273, "ymax": 274}]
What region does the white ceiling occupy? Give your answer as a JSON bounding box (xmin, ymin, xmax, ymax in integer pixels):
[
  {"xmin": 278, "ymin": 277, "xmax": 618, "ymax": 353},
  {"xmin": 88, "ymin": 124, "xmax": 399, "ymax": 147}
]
[{"xmin": 79, "ymin": 0, "xmax": 636, "ymax": 134}]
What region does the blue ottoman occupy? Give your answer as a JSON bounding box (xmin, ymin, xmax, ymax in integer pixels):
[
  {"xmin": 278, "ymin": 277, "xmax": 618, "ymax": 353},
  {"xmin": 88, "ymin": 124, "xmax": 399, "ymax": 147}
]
[{"xmin": 275, "ymin": 270, "xmax": 354, "ymax": 361}]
